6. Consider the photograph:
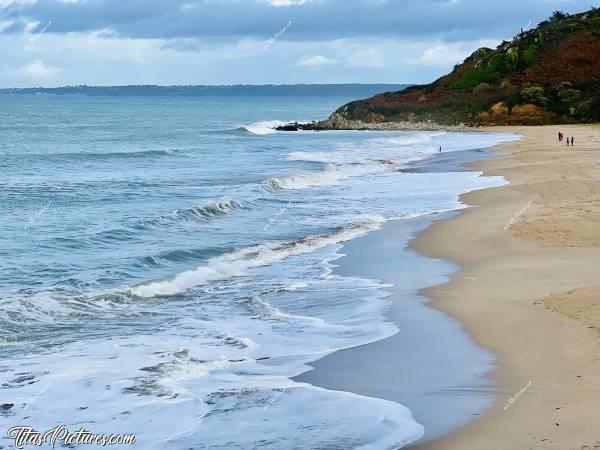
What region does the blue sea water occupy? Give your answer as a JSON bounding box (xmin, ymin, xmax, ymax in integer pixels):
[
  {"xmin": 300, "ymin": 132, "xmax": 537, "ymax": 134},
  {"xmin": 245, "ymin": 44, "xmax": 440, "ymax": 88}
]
[{"xmin": 0, "ymin": 95, "xmax": 518, "ymax": 449}]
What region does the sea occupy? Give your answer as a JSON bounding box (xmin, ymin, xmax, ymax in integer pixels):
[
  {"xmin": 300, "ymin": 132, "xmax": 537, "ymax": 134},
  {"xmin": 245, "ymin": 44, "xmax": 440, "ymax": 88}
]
[{"xmin": 0, "ymin": 95, "xmax": 518, "ymax": 449}]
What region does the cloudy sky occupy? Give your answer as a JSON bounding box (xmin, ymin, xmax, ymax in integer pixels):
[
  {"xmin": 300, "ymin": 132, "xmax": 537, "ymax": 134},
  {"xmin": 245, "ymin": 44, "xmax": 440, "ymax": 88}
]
[{"xmin": 0, "ymin": 0, "xmax": 596, "ymax": 87}]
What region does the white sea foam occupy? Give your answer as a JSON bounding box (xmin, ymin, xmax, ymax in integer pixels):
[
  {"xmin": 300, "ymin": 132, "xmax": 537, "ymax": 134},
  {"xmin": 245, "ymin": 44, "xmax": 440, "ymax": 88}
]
[
  {"xmin": 243, "ymin": 120, "xmax": 306, "ymax": 135},
  {"xmin": 282, "ymin": 281, "xmax": 309, "ymax": 291},
  {"xmin": 266, "ymin": 162, "xmax": 384, "ymax": 190},
  {"xmin": 131, "ymin": 220, "xmax": 384, "ymax": 298},
  {"xmin": 1, "ymin": 243, "xmax": 412, "ymax": 449},
  {"xmin": 287, "ymin": 134, "xmax": 440, "ymax": 165}
]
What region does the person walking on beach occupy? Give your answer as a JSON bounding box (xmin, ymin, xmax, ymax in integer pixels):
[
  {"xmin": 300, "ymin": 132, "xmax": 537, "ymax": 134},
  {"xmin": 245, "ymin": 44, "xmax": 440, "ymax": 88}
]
[
  {"xmin": 571, "ymin": 136, "xmax": 575, "ymax": 146},
  {"xmin": 558, "ymin": 131, "xmax": 563, "ymax": 142},
  {"xmin": 566, "ymin": 136, "xmax": 570, "ymax": 147}
]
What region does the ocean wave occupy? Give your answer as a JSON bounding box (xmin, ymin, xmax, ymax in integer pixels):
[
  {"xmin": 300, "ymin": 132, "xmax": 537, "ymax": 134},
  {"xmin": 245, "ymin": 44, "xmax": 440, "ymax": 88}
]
[
  {"xmin": 244, "ymin": 295, "xmax": 330, "ymax": 326},
  {"xmin": 287, "ymin": 134, "xmax": 441, "ymax": 166},
  {"xmin": 264, "ymin": 163, "xmax": 384, "ymax": 191},
  {"xmin": 280, "ymin": 281, "xmax": 309, "ymax": 292},
  {"xmin": 142, "ymin": 199, "xmax": 246, "ymax": 227},
  {"xmin": 177, "ymin": 199, "xmax": 244, "ymax": 220},
  {"xmin": 130, "ymin": 218, "xmax": 385, "ymax": 298},
  {"xmin": 12, "ymin": 148, "xmax": 180, "ymax": 160},
  {"xmin": 242, "ymin": 120, "xmax": 286, "ymax": 135},
  {"xmin": 242, "ymin": 120, "xmax": 308, "ymax": 135}
]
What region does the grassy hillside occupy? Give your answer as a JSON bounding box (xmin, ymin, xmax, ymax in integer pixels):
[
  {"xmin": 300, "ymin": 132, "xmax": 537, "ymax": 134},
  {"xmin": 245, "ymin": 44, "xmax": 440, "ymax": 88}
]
[{"xmin": 332, "ymin": 8, "xmax": 600, "ymax": 126}]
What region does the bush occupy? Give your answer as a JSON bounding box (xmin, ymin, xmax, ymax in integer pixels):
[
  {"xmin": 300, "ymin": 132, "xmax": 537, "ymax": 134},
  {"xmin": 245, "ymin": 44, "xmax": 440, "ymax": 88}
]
[
  {"xmin": 521, "ymin": 86, "xmax": 548, "ymax": 106},
  {"xmin": 506, "ymin": 91, "xmax": 522, "ymax": 111},
  {"xmin": 473, "ymin": 82, "xmax": 493, "ymax": 93},
  {"xmin": 574, "ymin": 96, "xmax": 600, "ymax": 121},
  {"xmin": 558, "ymin": 88, "xmax": 582, "ymax": 104},
  {"xmin": 550, "ymin": 11, "xmax": 568, "ymax": 23},
  {"xmin": 521, "ymin": 45, "xmax": 538, "ymax": 66},
  {"xmin": 451, "ymin": 67, "xmax": 501, "ymax": 90}
]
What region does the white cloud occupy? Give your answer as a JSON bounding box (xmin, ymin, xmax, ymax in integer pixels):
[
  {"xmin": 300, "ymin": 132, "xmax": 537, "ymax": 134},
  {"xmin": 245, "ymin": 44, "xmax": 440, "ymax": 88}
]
[
  {"xmin": 418, "ymin": 40, "xmax": 498, "ymax": 66},
  {"xmin": 297, "ymin": 54, "xmax": 338, "ymax": 66},
  {"xmin": 347, "ymin": 48, "xmax": 385, "ymax": 67},
  {"xmin": 0, "ymin": 20, "xmax": 15, "ymax": 32},
  {"xmin": 19, "ymin": 60, "xmax": 62, "ymax": 78},
  {"xmin": 265, "ymin": 0, "xmax": 310, "ymax": 5},
  {"xmin": 0, "ymin": 0, "xmax": 36, "ymax": 6},
  {"xmin": 419, "ymin": 45, "xmax": 465, "ymax": 65}
]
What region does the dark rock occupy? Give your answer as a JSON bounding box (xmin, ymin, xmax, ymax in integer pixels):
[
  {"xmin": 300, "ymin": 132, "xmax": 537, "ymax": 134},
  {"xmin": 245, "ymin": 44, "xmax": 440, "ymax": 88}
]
[{"xmin": 274, "ymin": 122, "xmax": 322, "ymax": 132}]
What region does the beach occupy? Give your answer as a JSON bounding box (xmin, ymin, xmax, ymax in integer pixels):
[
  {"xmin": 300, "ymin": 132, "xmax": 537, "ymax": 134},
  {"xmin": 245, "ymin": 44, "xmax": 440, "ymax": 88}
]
[
  {"xmin": 300, "ymin": 124, "xmax": 600, "ymax": 449},
  {"xmin": 413, "ymin": 125, "xmax": 600, "ymax": 449}
]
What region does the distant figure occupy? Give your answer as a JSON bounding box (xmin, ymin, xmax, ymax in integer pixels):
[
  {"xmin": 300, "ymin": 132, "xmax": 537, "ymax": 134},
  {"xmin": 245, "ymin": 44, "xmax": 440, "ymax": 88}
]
[
  {"xmin": 566, "ymin": 137, "xmax": 570, "ymax": 146},
  {"xmin": 439, "ymin": 146, "xmax": 442, "ymax": 153},
  {"xmin": 558, "ymin": 131, "xmax": 563, "ymax": 142},
  {"xmin": 571, "ymin": 136, "xmax": 575, "ymax": 146}
]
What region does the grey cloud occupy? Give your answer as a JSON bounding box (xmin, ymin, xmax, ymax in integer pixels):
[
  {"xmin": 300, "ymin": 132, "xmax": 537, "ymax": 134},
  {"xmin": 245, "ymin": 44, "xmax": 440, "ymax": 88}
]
[{"xmin": 2, "ymin": 0, "xmax": 596, "ymax": 42}]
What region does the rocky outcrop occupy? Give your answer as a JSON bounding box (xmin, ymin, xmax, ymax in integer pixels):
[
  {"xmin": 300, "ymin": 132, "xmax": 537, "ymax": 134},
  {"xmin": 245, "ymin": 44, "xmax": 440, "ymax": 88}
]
[{"xmin": 275, "ymin": 114, "xmax": 468, "ymax": 132}]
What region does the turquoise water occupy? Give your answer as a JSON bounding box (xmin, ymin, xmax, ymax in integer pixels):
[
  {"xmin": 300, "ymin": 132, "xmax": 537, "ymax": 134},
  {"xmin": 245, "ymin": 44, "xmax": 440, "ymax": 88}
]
[{"xmin": 0, "ymin": 95, "xmax": 517, "ymax": 449}]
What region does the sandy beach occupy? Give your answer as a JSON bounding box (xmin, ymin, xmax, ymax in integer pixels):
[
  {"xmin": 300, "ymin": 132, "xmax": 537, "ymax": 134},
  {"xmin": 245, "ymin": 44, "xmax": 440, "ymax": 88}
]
[{"xmin": 413, "ymin": 124, "xmax": 600, "ymax": 450}]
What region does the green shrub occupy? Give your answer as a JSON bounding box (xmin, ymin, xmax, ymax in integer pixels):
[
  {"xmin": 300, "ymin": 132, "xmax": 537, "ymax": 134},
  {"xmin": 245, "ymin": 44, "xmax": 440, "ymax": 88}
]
[
  {"xmin": 473, "ymin": 82, "xmax": 493, "ymax": 93},
  {"xmin": 574, "ymin": 96, "xmax": 600, "ymax": 121},
  {"xmin": 506, "ymin": 91, "xmax": 522, "ymax": 111},
  {"xmin": 521, "ymin": 86, "xmax": 548, "ymax": 106},
  {"xmin": 521, "ymin": 45, "xmax": 538, "ymax": 66},
  {"xmin": 558, "ymin": 89, "xmax": 582, "ymax": 104},
  {"xmin": 451, "ymin": 67, "xmax": 501, "ymax": 90},
  {"xmin": 488, "ymin": 54, "xmax": 507, "ymax": 72},
  {"xmin": 505, "ymin": 47, "xmax": 519, "ymax": 70},
  {"xmin": 550, "ymin": 11, "xmax": 568, "ymax": 23}
]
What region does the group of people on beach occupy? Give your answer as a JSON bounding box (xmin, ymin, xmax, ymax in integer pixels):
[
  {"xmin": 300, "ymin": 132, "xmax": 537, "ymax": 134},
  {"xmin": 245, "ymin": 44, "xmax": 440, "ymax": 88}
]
[{"xmin": 558, "ymin": 131, "xmax": 575, "ymax": 146}]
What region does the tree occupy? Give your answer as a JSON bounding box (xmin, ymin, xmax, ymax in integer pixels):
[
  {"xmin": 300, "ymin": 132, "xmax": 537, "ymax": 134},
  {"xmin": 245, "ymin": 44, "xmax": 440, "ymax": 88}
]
[{"xmin": 550, "ymin": 11, "xmax": 568, "ymax": 22}]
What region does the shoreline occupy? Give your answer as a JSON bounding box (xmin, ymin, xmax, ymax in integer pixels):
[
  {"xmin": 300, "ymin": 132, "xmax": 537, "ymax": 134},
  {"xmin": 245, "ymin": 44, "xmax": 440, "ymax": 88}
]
[
  {"xmin": 295, "ymin": 146, "xmax": 506, "ymax": 446},
  {"xmin": 294, "ymin": 214, "xmax": 496, "ymax": 446},
  {"xmin": 412, "ymin": 124, "xmax": 600, "ymax": 450}
]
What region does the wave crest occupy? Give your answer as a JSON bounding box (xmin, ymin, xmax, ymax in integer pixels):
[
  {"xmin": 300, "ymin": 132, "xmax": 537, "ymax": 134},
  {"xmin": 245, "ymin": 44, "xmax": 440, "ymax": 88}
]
[
  {"xmin": 130, "ymin": 218, "xmax": 385, "ymax": 298},
  {"xmin": 264, "ymin": 163, "xmax": 382, "ymax": 191},
  {"xmin": 143, "ymin": 199, "xmax": 245, "ymax": 227},
  {"xmin": 242, "ymin": 120, "xmax": 310, "ymax": 135}
]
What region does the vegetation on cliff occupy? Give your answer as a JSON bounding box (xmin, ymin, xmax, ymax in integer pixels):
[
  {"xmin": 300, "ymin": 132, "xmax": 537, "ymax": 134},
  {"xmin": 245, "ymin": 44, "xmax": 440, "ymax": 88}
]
[{"xmin": 331, "ymin": 8, "xmax": 600, "ymax": 126}]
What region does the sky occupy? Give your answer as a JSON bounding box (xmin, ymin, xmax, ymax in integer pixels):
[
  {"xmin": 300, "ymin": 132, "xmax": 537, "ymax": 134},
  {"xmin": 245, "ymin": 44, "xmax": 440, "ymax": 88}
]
[{"xmin": 0, "ymin": 0, "xmax": 597, "ymax": 87}]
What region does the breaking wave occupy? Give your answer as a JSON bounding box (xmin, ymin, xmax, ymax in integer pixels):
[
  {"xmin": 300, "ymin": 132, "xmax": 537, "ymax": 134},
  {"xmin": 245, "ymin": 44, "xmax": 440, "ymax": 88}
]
[
  {"xmin": 130, "ymin": 218, "xmax": 385, "ymax": 298},
  {"xmin": 142, "ymin": 199, "xmax": 246, "ymax": 227}
]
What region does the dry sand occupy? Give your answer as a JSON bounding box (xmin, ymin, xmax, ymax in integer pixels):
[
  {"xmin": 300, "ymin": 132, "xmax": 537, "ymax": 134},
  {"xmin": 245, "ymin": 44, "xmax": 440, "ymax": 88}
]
[{"xmin": 412, "ymin": 125, "xmax": 600, "ymax": 450}]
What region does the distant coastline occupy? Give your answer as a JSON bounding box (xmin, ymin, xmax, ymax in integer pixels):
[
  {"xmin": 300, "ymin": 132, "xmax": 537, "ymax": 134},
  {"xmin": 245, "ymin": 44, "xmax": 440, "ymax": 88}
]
[{"xmin": 0, "ymin": 84, "xmax": 410, "ymax": 98}]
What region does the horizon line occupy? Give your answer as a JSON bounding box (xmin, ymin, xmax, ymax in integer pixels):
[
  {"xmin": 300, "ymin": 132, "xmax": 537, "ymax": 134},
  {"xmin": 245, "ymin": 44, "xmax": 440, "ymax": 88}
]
[{"xmin": 0, "ymin": 82, "xmax": 412, "ymax": 90}]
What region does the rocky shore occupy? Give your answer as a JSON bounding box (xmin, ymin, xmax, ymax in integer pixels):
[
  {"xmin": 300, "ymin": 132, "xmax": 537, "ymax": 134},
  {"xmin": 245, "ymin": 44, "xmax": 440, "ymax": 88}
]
[{"xmin": 275, "ymin": 113, "xmax": 469, "ymax": 132}]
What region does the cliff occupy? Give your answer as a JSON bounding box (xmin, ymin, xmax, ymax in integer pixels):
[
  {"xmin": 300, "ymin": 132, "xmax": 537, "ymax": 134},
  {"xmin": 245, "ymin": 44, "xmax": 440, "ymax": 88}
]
[{"xmin": 321, "ymin": 8, "xmax": 600, "ymax": 127}]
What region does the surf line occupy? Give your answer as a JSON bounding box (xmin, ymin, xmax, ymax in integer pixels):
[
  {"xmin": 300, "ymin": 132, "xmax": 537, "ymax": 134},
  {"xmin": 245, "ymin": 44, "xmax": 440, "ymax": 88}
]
[{"xmin": 504, "ymin": 200, "xmax": 533, "ymax": 231}]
